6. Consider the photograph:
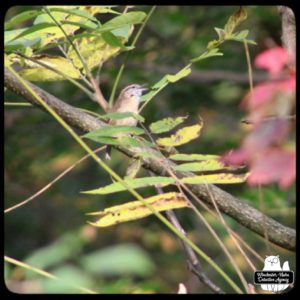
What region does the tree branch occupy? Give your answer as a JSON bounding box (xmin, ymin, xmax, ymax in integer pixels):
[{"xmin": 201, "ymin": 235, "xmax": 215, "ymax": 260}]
[
  {"xmin": 5, "ymin": 67, "xmax": 295, "ymax": 251},
  {"xmin": 278, "ymin": 6, "xmax": 296, "ymax": 65}
]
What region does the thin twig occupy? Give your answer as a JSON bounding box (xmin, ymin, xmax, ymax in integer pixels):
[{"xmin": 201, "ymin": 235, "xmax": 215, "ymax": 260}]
[
  {"xmin": 13, "ymin": 52, "xmax": 95, "ymax": 101},
  {"xmin": 4, "ymin": 146, "xmax": 105, "ymax": 213},
  {"xmin": 151, "ymin": 175, "xmax": 224, "ymax": 294},
  {"xmin": 43, "ymin": 7, "xmax": 109, "ymax": 112},
  {"xmin": 142, "ymin": 124, "xmax": 254, "ymax": 291},
  {"xmin": 5, "ymin": 66, "xmax": 295, "ymax": 251},
  {"xmin": 108, "ymin": 6, "xmax": 157, "ymax": 107}
]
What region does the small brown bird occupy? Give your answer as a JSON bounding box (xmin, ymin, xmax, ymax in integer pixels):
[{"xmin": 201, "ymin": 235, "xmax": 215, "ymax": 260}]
[{"xmin": 105, "ymin": 84, "xmax": 147, "ymax": 159}]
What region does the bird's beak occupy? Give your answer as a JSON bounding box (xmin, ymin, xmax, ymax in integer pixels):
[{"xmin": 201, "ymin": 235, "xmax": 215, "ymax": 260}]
[{"xmin": 139, "ymin": 84, "xmax": 148, "ymax": 93}]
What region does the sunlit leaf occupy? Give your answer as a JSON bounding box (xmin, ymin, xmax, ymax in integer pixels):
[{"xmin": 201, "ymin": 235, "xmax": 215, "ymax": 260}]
[
  {"xmin": 182, "ymin": 173, "xmax": 249, "ymax": 184},
  {"xmin": 214, "ymin": 27, "xmax": 226, "ymax": 40},
  {"xmin": 141, "ymin": 66, "xmax": 191, "ymax": 105},
  {"xmin": 96, "ymin": 11, "xmax": 146, "ymax": 33},
  {"xmin": 207, "ymin": 39, "xmax": 221, "ymax": 50},
  {"xmin": 5, "ymin": 10, "xmax": 42, "ymax": 30},
  {"xmin": 166, "ymin": 65, "xmax": 191, "ymax": 83},
  {"xmin": 173, "ymin": 160, "xmax": 229, "ymax": 172},
  {"xmin": 19, "ymin": 54, "xmax": 81, "ymax": 81},
  {"xmin": 149, "ymin": 116, "xmax": 187, "ymax": 134},
  {"xmin": 156, "ymin": 124, "xmax": 202, "ymax": 147},
  {"xmin": 61, "ymin": 19, "xmax": 98, "ymax": 30},
  {"xmin": 10, "ymin": 23, "xmax": 57, "ymax": 41},
  {"xmin": 229, "ymin": 30, "xmax": 256, "ymax": 45},
  {"xmin": 48, "ymin": 7, "xmax": 99, "ymax": 22},
  {"xmin": 82, "ymin": 177, "xmax": 176, "ymax": 194},
  {"xmin": 67, "ymin": 35, "xmax": 123, "ymax": 70},
  {"xmin": 87, "ymin": 192, "xmax": 188, "ymax": 227},
  {"xmin": 140, "ymin": 77, "xmax": 169, "ymax": 103}
]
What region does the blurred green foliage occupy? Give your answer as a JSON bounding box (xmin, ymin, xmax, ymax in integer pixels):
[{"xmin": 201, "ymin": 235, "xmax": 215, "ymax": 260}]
[{"xmin": 5, "ymin": 5, "xmax": 295, "ymax": 294}]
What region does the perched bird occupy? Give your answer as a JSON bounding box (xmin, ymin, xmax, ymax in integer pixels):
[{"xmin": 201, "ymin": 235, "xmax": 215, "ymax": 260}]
[{"xmin": 105, "ymin": 84, "xmax": 147, "ymax": 159}]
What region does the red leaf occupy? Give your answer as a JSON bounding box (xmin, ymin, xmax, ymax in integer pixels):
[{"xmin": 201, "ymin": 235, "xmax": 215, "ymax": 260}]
[
  {"xmin": 254, "ymin": 47, "xmax": 289, "ymax": 75},
  {"xmin": 221, "ymin": 149, "xmax": 248, "ymax": 166},
  {"xmin": 247, "ymin": 148, "xmax": 295, "ymax": 188},
  {"xmin": 241, "ymin": 82, "xmax": 276, "ymax": 111}
]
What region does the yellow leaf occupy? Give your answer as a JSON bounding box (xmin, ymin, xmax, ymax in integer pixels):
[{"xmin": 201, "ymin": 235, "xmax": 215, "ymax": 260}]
[
  {"xmin": 19, "ymin": 54, "xmax": 81, "ymax": 81},
  {"xmin": 87, "ymin": 192, "xmax": 188, "ymax": 227},
  {"xmin": 68, "ymin": 35, "xmax": 123, "ymax": 71},
  {"xmin": 156, "ymin": 124, "xmax": 202, "ymax": 147},
  {"xmin": 182, "ymin": 172, "xmax": 249, "ymax": 184}
]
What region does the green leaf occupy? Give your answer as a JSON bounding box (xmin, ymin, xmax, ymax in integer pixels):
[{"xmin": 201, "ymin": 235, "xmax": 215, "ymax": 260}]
[
  {"xmin": 170, "ymin": 153, "xmax": 219, "ymax": 161},
  {"xmin": 5, "ymin": 28, "xmax": 41, "ymax": 51},
  {"xmin": 97, "ymin": 11, "xmax": 147, "ymax": 33},
  {"xmin": 61, "ymin": 19, "xmax": 98, "ymax": 30},
  {"xmin": 140, "ymin": 76, "xmax": 168, "ymax": 103},
  {"xmin": 84, "ymin": 125, "xmax": 144, "ymax": 138},
  {"xmin": 5, "ymin": 10, "xmax": 42, "ymax": 30},
  {"xmin": 149, "ymin": 116, "xmax": 187, "ymax": 134},
  {"xmin": 99, "ymin": 112, "xmax": 144, "ymax": 122},
  {"xmin": 140, "ymin": 65, "xmax": 191, "ymax": 106},
  {"xmin": 191, "ymin": 48, "xmax": 223, "ymax": 62},
  {"xmin": 166, "ymin": 65, "xmax": 191, "ymax": 82},
  {"xmin": 229, "ymin": 30, "xmax": 257, "ymax": 45},
  {"xmin": 119, "ymin": 136, "xmax": 153, "ymax": 148},
  {"xmin": 173, "ymin": 161, "xmax": 228, "ymax": 172},
  {"xmin": 102, "ymin": 31, "xmax": 126, "ymax": 49},
  {"xmin": 182, "ymin": 173, "xmax": 249, "ymax": 184},
  {"xmin": 207, "ymin": 39, "xmax": 222, "ymax": 50},
  {"xmin": 84, "ymin": 136, "xmax": 121, "ymax": 146},
  {"xmin": 10, "ymin": 23, "xmax": 57, "ymax": 41},
  {"xmin": 231, "ymin": 29, "xmax": 249, "ymax": 40},
  {"xmin": 81, "ymin": 176, "xmax": 176, "ymax": 194}
]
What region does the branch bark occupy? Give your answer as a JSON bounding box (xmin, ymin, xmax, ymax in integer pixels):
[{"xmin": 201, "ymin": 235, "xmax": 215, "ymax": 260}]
[
  {"xmin": 5, "ymin": 67, "xmax": 295, "ymax": 251},
  {"xmin": 278, "ymin": 6, "xmax": 296, "ymax": 65}
]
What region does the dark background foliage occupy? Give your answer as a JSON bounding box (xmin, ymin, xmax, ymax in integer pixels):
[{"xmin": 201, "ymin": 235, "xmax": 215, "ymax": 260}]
[{"xmin": 4, "ymin": 6, "xmax": 295, "ymax": 293}]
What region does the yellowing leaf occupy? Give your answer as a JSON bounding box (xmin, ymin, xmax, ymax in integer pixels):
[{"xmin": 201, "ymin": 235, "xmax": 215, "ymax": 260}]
[
  {"xmin": 224, "ymin": 7, "xmax": 247, "ymax": 36},
  {"xmin": 149, "ymin": 116, "xmax": 187, "ymax": 134},
  {"xmin": 173, "ymin": 160, "xmax": 228, "ymax": 172},
  {"xmin": 19, "ymin": 54, "xmax": 81, "ymax": 81},
  {"xmin": 68, "ymin": 35, "xmax": 122, "ymax": 71},
  {"xmin": 170, "ymin": 153, "xmax": 219, "ymax": 161},
  {"xmin": 87, "ymin": 192, "xmax": 188, "ymax": 227},
  {"xmin": 156, "ymin": 124, "xmax": 202, "ymax": 147},
  {"xmin": 182, "ymin": 172, "xmax": 249, "ymax": 184}
]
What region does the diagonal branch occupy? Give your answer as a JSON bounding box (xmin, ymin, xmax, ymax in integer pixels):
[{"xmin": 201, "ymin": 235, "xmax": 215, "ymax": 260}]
[{"xmin": 4, "ymin": 67, "xmax": 295, "ymax": 251}]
